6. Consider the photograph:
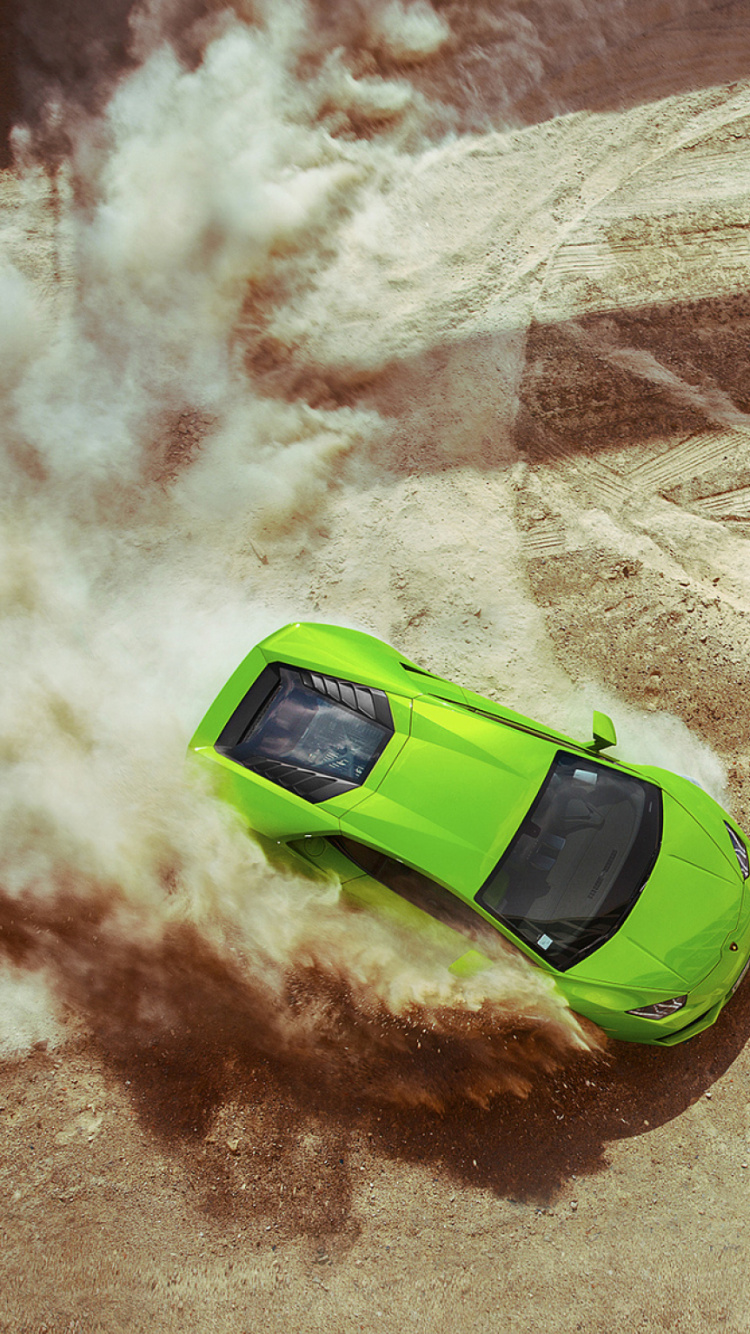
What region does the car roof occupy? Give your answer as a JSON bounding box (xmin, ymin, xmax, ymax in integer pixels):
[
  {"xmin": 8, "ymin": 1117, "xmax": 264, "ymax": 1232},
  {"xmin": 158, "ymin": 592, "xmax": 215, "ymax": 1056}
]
[{"xmin": 342, "ymin": 693, "xmax": 560, "ymax": 899}]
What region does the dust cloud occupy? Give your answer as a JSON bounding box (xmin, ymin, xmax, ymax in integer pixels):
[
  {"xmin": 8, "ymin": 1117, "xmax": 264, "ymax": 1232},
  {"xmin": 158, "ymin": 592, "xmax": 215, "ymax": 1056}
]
[
  {"xmin": 8, "ymin": 3, "xmax": 750, "ymax": 1330},
  {"xmin": 0, "ymin": 0, "xmax": 616, "ymax": 1103}
]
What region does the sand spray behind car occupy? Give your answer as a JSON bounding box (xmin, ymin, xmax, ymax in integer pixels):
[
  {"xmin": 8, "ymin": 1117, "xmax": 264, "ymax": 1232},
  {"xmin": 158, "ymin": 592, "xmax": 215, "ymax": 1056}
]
[
  {"xmin": 0, "ymin": 1, "xmax": 732, "ymax": 1104},
  {"xmin": 0, "ymin": 540, "xmax": 604, "ymax": 1104}
]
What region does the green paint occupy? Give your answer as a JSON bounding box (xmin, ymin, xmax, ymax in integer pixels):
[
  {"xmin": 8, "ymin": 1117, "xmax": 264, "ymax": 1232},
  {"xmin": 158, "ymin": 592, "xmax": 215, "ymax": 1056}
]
[{"xmin": 189, "ymin": 622, "xmax": 750, "ymax": 1046}]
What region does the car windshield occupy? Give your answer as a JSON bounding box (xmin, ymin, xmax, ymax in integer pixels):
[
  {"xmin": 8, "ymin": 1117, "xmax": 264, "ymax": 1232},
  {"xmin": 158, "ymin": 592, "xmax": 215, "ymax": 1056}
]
[
  {"xmin": 476, "ymin": 751, "xmax": 662, "ymax": 970},
  {"xmin": 231, "ymin": 668, "xmax": 390, "ymax": 784}
]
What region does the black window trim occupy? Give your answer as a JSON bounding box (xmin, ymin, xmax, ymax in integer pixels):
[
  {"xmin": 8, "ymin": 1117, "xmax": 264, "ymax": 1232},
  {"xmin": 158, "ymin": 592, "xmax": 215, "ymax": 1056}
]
[
  {"xmin": 474, "ymin": 749, "xmax": 663, "ymax": 972},
  {"xmin": 214, "ymin": 662, "xmax": 395, "ymax": 805}
]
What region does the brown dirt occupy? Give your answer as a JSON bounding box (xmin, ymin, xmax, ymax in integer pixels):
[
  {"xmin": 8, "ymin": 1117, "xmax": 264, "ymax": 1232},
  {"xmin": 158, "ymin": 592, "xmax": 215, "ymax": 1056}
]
[{"xmin": 6, "ymin": 3, "xmax": 750, "ymax": 1332}]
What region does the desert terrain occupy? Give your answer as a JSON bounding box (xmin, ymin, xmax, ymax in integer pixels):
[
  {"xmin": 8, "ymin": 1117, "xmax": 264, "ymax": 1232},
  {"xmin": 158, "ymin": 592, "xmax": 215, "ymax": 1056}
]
[{"xmin": 4, "ymin": 2, "xmax": 750, "ymax": 1330}]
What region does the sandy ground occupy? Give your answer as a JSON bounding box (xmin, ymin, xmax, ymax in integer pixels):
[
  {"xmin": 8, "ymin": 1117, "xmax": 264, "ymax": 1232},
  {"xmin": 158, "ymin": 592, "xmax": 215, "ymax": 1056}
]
[{"xmin": 6, "ymin": 2, "xmax": 750, "ymax": 1331}]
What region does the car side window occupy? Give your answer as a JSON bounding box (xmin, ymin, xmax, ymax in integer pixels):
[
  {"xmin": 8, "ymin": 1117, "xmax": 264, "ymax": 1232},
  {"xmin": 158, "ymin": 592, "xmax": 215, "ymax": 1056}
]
[{"xmin": 330, "ymin": 835, "xmax": 501, "ymax": 953}]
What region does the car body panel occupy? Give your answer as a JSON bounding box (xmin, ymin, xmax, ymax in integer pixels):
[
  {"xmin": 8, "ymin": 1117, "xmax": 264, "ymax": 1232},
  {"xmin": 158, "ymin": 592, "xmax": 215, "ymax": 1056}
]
[
  {"xmin": 458, "ymin": 686, "xmax": 582, "ymax": 751},
  {"xmin": 639, "ymin": 766, "xmax": 742, "ymax": 877},
  {"xmin": 257, "ymin": 623, "xmax": 441, "ymax": 699},
  {"xmin": 188, "ymin": 621, "xmax": 750, "ymax": 1046},
  {"xmin": 340, "ymin": 868, "xmax": 487, "ymax": 968},
  {"xmin": 342, "ymin": 696, "xmax": 558, "ymax": 897},
  {"xmin": 564, "ymin": 896, "xmax": 750, "ymax": 1045},
  {"xmin": 192, "ymin": 690, "xmax": 413, "ymax": 839},
  {"xmin": 291, "ymin": 838, "xmax": 500, "ymax": 979},
  {"xmin": 191, "ymin": 645, "xmax": 270, "ymax": 750},
  {"xmin": 567, "ymin": 793, "xmax": 743, "ymax": 990}
]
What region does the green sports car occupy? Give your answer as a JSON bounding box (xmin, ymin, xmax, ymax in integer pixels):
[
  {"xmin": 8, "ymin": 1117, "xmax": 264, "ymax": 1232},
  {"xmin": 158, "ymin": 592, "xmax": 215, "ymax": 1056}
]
[{"xmin": 189, "ymin": 622, "xmax": 750, "ymax": 1045}]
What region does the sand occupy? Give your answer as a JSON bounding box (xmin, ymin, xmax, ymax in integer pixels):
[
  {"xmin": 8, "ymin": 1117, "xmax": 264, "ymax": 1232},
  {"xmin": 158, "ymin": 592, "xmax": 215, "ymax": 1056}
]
[{"xmin": 4, "ymin": 2, "xmax": 750, "ymax": 1330}]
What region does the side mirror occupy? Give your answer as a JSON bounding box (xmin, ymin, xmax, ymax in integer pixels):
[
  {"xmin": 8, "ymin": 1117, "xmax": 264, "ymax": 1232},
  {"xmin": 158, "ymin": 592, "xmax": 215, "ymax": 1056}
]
[{"xmin": 590, "ymin": 710, "xmax": 616, "ymax": 753}]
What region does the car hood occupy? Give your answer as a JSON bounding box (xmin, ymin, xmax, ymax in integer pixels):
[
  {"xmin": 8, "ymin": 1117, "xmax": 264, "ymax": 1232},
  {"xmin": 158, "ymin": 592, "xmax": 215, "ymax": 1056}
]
[
  {"xmin": 340, "ymin": 695, "xmax": 557, "ymax": 897},
  {"xmin": 570, "ymin": 791, "xmax": 744, "ymax": 991}
]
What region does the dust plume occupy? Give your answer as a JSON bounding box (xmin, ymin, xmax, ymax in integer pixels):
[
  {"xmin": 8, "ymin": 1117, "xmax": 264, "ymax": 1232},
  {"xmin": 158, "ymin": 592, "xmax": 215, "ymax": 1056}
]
[{"xmin": 12, "ymin": 0, "xmax": 741, "ymax": 1112}]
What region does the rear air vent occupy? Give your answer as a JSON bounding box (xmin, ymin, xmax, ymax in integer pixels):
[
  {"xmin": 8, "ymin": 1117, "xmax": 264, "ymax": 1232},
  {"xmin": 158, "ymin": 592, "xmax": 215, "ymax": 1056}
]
[
  {"xmin": 297, "ymin": 668, "xmax": 392, "ymax": 727},
  {"xmin": 249, "ymin": 758, "xmax": 359, "ymax": 803},
  {"xmin": 401, "ymin": 663, "xmax": 442, "ymax": 679}
]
